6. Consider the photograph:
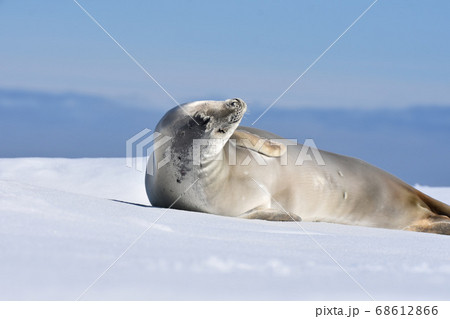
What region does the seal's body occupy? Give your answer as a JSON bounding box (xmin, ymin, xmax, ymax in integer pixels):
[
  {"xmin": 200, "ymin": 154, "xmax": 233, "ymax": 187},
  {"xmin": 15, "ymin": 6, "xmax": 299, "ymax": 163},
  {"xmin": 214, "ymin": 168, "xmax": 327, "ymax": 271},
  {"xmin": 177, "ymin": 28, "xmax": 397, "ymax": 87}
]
[{"xmin": 146, "ymin": 99, "xmax": 450, "ymax": 235}]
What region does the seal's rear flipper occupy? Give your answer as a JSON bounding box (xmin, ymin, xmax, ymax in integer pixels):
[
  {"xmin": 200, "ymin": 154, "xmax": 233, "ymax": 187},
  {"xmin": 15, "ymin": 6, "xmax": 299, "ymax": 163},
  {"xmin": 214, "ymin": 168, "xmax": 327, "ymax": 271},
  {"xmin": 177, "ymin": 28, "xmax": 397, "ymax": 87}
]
[
  {"xmin": 404, "ymin": 216, "xmax": 450, "ymax": 235},
  {"xmin": 239, "ymin": 208, "xmax": 301, "ymax": 222},
  {"xmin": 231, "ymin": 130, "xmax": 286, "ymax": 157},
  {"xmin": 414, "ymin": 188, "xmax": 450, "ymax": 219}
]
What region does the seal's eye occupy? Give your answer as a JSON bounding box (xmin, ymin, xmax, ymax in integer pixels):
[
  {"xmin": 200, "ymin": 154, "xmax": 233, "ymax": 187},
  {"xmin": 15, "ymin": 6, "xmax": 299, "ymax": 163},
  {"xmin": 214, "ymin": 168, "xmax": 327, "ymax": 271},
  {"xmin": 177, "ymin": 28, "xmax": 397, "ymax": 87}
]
[{"xmin": 230, "ymin": 100, "xmax": 239, "ymax": 108}]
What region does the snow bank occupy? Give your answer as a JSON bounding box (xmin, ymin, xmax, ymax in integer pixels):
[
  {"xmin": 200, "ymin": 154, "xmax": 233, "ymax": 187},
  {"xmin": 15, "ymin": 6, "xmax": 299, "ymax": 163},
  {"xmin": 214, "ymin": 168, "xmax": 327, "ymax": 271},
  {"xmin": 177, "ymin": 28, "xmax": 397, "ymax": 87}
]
[{"xmin": 0, "ymin": 158, "xmax": 449, "ymax": 300}]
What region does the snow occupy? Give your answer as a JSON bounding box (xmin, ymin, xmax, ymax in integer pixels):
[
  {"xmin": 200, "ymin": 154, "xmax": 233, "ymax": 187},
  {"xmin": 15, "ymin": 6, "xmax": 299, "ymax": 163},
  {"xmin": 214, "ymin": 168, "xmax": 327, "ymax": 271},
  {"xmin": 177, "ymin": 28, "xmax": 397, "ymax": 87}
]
[{"xmin": 0, "ymin": 158, "xmax": 449, "ymax": 300}]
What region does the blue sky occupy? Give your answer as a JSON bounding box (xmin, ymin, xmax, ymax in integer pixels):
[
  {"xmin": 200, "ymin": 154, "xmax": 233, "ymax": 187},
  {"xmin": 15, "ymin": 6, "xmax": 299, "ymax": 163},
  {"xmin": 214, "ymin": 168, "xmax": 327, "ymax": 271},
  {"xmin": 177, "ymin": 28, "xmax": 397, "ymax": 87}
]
[{"xmin": 1, "ymin": 0, "xmax": 450, "ymax": 111}]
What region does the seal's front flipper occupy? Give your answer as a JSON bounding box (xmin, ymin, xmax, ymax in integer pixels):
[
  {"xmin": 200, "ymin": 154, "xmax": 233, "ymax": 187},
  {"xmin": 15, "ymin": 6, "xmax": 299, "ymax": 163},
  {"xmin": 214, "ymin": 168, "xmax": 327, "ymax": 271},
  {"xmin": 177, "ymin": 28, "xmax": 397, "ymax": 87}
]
[
  {"xmin": 231, "ymin": 130, "xmax": 286, "ymax": 157},
  {"xmin": 239, "ymin": 208, "xmax": 301, "ymax": 222}
]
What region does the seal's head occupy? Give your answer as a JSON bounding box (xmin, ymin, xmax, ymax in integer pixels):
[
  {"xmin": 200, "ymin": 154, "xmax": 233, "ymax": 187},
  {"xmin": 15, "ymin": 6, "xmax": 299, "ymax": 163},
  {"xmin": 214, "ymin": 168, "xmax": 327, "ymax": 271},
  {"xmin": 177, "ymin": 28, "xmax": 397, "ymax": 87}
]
[
  {"xmin": 156, "ymin": 98, "xmax": 247, "ymax": 141},
  {"xmin": 151, "ymin": 98, "xmax": 247, "ymax": 174}
]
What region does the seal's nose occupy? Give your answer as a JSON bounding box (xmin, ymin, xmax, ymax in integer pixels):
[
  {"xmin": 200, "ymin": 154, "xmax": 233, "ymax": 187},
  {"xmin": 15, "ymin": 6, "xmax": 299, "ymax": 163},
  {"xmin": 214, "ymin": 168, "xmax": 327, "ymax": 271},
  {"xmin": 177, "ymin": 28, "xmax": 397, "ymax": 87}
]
[
  {"xmin": 226, "ymin": 98, "xmax": 247, "ymax": 123},
  {"xmin": 228, "ymin": 98, "xmax": 246, "ymax": 110}
]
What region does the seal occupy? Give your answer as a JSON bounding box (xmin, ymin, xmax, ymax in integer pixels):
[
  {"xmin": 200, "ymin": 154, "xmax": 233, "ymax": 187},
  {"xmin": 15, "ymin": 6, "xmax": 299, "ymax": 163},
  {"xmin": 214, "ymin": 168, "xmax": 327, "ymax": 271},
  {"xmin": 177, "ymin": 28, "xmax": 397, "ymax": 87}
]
[{"xmin": 145, "ymin": 98, "xmax": 450, "ymax": 235}]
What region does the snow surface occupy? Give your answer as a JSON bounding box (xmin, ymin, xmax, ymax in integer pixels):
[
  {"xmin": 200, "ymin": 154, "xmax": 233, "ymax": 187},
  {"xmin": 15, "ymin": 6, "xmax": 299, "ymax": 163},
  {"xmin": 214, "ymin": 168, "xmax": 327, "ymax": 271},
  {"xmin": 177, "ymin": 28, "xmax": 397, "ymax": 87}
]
[{"xmin": 0, "ymin": 158, "xmax": 449, "ymax": 300}]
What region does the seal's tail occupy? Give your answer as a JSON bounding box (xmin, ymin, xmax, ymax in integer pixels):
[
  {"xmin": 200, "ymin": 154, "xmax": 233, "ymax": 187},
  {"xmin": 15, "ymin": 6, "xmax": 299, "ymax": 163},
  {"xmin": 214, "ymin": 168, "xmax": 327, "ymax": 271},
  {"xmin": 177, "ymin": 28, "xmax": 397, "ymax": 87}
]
[
  {"xmin": 405, "ymin": 189, "xmax": 450, "ymax": 235},
  {"xmin": 415, "ymin": 189, "xmax": 450, "ymax": 218}
]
